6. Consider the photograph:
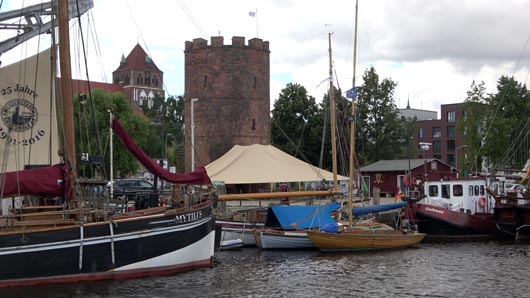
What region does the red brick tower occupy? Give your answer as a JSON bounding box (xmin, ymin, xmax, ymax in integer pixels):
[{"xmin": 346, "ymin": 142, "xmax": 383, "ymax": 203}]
[
  {"xmin": 184, "ymin": 36, "xmax": 270, "ymax": 171},
  {"xmin": 112, "ymin": 44, "xmax": 164, "ymax": 115}
]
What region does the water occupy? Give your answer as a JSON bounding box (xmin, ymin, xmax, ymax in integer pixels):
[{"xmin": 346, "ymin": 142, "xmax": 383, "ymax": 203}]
[{"xmin": 1, "ymin": 241, "xmax": 528, "ymax": 298}]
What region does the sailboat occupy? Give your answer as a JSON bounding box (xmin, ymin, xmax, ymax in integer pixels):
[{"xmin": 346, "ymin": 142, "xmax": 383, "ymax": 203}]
[
  {"xmin": 0, "ymin": 0, "xmax": 217, "ymax": 287},
  {"xmin": 307, "ymin": 0, "xmax": 425, "ymax": 252}
]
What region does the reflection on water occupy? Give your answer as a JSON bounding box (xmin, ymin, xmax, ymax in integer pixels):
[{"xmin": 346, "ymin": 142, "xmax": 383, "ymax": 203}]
[{"xmin": 1, "ymin": 241, "xmax": 528, "ymax": 298}]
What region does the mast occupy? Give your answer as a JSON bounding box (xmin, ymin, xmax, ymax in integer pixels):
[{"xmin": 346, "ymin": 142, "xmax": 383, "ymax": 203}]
[
  {"xmin": 58, "ymin": 0, "xmax": 77, "ymax": 198},
  {"xmin": 328, "ymin": 31, "xmax": 338, "ymax": 191},
  {"xmin": 348, "ymin": 0, "xmax": 359, "ymax": 229}
]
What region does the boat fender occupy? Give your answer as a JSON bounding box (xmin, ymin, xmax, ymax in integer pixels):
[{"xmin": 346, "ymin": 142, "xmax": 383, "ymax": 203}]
[{"xmin": 478, "ymin": 196, "xmax": 487, "ymax": 208}]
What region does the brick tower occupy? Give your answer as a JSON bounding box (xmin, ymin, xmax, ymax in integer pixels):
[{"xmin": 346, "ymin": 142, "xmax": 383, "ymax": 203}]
[
  {"xmin": 184, "ymin": 36, "xmax": 270, "ymax": 172},
  {"xmin": 112, "ymin": 44, "xmax": 164, "ymax": 115}
]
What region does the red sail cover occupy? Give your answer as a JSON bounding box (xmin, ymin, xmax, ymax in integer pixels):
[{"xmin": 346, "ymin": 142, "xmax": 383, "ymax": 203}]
[
  {"xmin": 112, "ymin": 118, "xmax": 212, "ymax": 185},
  {"xmin": 0, "ymin": 164, "xmax": 67, "ymax": 198}
]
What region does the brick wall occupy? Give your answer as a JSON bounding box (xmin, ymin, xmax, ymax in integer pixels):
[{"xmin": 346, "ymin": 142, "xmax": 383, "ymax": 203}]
[{"xmin": 184, "ymin": 36, "xmax": 271, "ymax": 171}]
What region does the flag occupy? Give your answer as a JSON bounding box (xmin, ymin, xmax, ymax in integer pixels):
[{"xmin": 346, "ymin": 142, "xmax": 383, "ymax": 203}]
[
  {"xmin": 346, "ymin": 87, "xmax": 357, "ymax": 99},
  {"xmin": 394, "ymin": 188, "xmax": 404, "ymax": 203},
  {"xmin": 249, "ymin": 11, "xmax": 256, "ymax": 17}
]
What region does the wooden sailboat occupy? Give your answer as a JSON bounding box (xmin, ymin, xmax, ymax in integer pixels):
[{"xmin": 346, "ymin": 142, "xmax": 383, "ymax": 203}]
[
  {"xmin": 0, "ymin": 0, "xmax": 216, "ymax": 287},
  {"xmin": 307, "ymin": 0, "xmax": 425, "ymax": 252}
]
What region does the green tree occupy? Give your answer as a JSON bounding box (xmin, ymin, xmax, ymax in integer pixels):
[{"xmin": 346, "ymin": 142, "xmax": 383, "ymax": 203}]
[
  {"xmin": 140, "ymin": 94, "xmax": 186, "ymax": 172},
  {"xmin": 482, "ymin": 76, "xmax": 530, "ymax": 170},
  {"xmin": 355, "ymin": 67, "xmax": 408, "ymax": 165},
  {"xmin": 461, "ymin": 80, "xmax": 487, "ymax": 172},
  {"xmin": 271, "ymin": 83, "xmax": 322, "ymax": 167},
  {"xmin": 74, "ymin": 89, "xmax": 153, "ymax": 179},
  {"xmin": 317, "ymin": 86, "xmax": 350, "ymax": 174}
]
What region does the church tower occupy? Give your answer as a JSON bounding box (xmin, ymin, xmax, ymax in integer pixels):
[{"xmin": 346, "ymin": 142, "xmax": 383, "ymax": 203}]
[{"xmin": 112, "ymin": 44, "xmax": 164, "ymax": 115}]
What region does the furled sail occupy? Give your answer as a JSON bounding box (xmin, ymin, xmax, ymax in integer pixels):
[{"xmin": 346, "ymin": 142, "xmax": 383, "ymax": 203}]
[
  {"xmin": 112, "ymin": 117, "xmax": 211, "ymax": 185},
  {"xmin": 0, "ymin": 164, "xmax": 66, "ymax": 198}
]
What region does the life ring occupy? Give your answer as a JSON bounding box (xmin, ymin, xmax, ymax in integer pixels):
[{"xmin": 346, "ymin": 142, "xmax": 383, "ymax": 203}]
[{"xmin": 478, "ymin": 196, "xmax": 487, "ymax": 208}]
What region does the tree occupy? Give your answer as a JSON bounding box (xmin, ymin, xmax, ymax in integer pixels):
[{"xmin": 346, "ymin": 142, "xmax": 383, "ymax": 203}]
[
  {"xmin": 482, "ymin": 76, "xmax": 530, "ymax": 170},
  {"xmin": 460, "ymin": 80, "xmax": 487, "ymax": 172},
  {"xmin": 318, "ymin": 85, "xmax": 350, "ymax": 174},
  {"xmin": 74, "ymin": 89, "xmax": 153, "ymax": 178},
  {"xmin": 462, "ymin": 77, "xmax": 530, "ymax": 172},
  {"xmin": 271, "ymin": 83, "xmax": 322, "ymax": 167},
  {"xmin": 355, "ymin": 67, "xmax": 408, "ymax": 165}
]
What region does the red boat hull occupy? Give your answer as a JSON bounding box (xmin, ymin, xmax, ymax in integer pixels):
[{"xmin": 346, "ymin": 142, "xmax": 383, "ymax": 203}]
[{"xmin": 404, "ymin": 202, "xmax": 503, "ymax": 241}]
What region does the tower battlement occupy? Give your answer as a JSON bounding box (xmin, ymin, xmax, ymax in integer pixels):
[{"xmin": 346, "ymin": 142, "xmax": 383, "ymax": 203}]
[{"xmin": 185, "ymin": 36, "xmax": 269, "ymax": 52}]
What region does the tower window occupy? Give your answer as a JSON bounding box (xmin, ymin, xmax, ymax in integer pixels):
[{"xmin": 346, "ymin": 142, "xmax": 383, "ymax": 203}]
[
  {"xmin": 204, "ymin": 75, "xmax": 208, "ymax": 87},
  {"xmin": 254, "ymin": 77, "xmax": 257, "ymax": 88},
  {"xmin": 252, "ymin": 119, "xmax": 256, "ymax": 130}
]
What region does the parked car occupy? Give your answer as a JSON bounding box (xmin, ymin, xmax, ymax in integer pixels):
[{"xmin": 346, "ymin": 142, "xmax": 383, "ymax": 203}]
[{"xmin": 107, "ymin": 179, "xmax": 158, "ymax": 209}]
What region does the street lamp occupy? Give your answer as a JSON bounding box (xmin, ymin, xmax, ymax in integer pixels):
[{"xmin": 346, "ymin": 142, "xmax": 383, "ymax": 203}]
[
  {"xmin": 191, "ymin": 98, "xmax": 199, "ymax": 171},
  {"xmin": 455, "ymin": 144, "xmax": 468, "ymax": 176},
  {"xmin": 419, "ymin": 142, "xmax": 431, "ymax": 181}
]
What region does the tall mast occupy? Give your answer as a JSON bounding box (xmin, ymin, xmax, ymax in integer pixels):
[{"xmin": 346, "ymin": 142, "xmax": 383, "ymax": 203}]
[
  {"xmin": 328, "ymin": 31, "xmax": 338, "ymax": 191},
  {"xmin": 348, "ymin": 0, "xmax": 359, "ymax": 228},
  {"xmin": 58, "ymin": 0, "xmax": 77, "ymax": 198}
]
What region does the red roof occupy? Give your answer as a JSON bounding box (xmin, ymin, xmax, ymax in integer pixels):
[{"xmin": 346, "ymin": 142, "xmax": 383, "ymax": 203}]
[
  {"xmin": 71, "ymin": 79, "xmax": 123, "ymax": 95},
  {"xmin": 113, "ymin": 44, "xmax": 162, "ymax": 73}
]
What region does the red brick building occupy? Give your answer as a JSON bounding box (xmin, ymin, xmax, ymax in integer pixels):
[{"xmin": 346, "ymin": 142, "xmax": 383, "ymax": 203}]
[
  {"xmin": 414, "ymin": 103, "xmax": 467, "ymax": 168},
  {"xmin": 112, "ymin": 44, "xmax": 164, "ymax": 115},
  {"xmin": 184, "ymin": 36, "xmax": 271, "ymax": 172},
  {"xmin": 360, "ymin": 158, "xmax": 457, "ymax": 197}
]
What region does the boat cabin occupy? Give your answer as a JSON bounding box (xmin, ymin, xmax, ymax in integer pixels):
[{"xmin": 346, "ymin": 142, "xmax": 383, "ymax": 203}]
[{"xmin": 423, "ymin": 178, "xmax": 493, "ymax": 215}]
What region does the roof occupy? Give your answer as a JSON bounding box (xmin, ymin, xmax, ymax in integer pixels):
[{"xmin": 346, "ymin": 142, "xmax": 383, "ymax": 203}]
[
  {"xmin": 205, "ymin": 144, "xmax": 349, "ymax": 184},
  {"xmin": 360, "ymin": 159, "xmax": 439, "ymax": 172},
  {"xmin": 265, "ymin": 202, "xmax": 340, "ymax": 229},
  {"xmin": 113, "ymin": 43, "xmax": 162, "ymax": 73}
]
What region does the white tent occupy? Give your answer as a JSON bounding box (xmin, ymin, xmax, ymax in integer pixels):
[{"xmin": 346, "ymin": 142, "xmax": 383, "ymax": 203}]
[{"xmin": 205, "ymin": 144, "xmax": 349, "ymax": 184}]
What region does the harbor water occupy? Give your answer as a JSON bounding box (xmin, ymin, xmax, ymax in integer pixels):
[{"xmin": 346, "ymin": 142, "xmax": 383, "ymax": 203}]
[{"xmin": 1, "ymin": 240, "xmax": 528, "ymax": 298}]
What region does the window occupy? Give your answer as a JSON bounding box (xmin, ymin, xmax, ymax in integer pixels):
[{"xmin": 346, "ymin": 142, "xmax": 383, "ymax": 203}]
[
  {"xmin": 433, "ymin": 141, "xmax": 441, "ymax": 153},
  {"xmin": 453, "ymin": 184, "xmax": 463, "ymax": 196},
  {"xmin": 204, "ymin": 75, "xmax": 208, "ymax": 87},
  {"xmin": 447, "ymin": 140, "xmax": 455, "ymax": 151},
  {"xmin": 418, "ymin": 127, "xmax": 423, "ymax": 139},
  {"xmin": 468, "ymin": 186, "xmax": 474, "ymax": 196},
  {"xmin": 447, "ymin": 154, "xmax": 455, "ymax": 165},
  {"xmin": 429, "ymin": 185, "xmax": 439, "ymax": 197},
  {"xmin": 441, "ymin": 184, "xmax": 450, "ymax": 198},
  {"xmin": 254, "ymin": 77, "xmax": 257, "ymax": 88},
  {"xmin": 447, "ymin": 126, "xmax": 455, "ymax": 137},
  {"xmin": 252, "ymin": 119, "xmax": 256, "ymax": 130},
  {"xmin": 433, "ymin": 154, "xmax": 442, "ymax": 160},
  {"xmin": 448, "ymin": 111, "xmax": 456, "ymax": 123},
  {"xmin": 433, "ymin": 127, "xmax": 441, "ymax": 138},
  {"xmin": 430, "ymin": 161, "xmax": 438, "ymax": 171}
]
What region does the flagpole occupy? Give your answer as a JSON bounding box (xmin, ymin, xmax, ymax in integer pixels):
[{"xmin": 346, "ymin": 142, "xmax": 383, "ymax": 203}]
[{"xmin": 255, "ymin": 9, "xmax": 258, "ymax": 38}]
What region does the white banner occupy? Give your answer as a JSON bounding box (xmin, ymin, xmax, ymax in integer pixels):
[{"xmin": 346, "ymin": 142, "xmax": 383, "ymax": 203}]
[{"xmin": 0, "ymin": 47, "xmax": 60, "ymax": 172}]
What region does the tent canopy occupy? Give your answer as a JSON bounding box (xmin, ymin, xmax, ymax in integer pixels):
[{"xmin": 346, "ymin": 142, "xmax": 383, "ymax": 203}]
[{"xmin": 205, "ymin": 144, "xmax": 349, "ymax": 184}]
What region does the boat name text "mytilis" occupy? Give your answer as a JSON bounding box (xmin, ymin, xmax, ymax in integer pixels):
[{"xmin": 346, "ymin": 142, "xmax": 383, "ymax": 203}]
[
  {"xmin": 175, "ymin": 211, "xmax": 203, "ymax": 223},
  {"xmin": 425, "ymin": 207, "xmax": 445, "ymax": 215}
]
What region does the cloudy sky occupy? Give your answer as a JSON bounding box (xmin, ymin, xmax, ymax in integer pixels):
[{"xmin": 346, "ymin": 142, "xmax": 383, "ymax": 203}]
[{"xmin": 2, "ymin": 0, "xmax": 530, "ymax": 115}]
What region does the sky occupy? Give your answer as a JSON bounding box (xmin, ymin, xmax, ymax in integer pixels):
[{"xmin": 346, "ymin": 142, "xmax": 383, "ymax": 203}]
[{"xmin": 2, "ymin": 0, "xmax": 530, "ymax": 116}]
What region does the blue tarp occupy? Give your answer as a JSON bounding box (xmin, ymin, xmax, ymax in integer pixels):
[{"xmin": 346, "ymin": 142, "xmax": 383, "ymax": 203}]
[
  {"xmin": 265, "ymin": 202, "xmax": 340, "ymax": 230},
  {"xmin": 352, "ymin": 201, "xmax": 407, "ymax": 216}
]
